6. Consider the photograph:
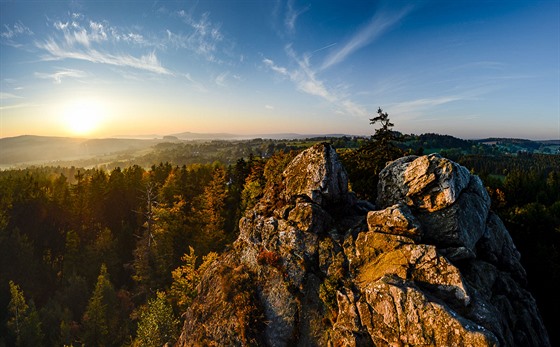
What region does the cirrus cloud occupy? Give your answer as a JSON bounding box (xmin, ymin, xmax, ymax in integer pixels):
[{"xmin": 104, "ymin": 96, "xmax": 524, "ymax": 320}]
[
  {"xmin": 36, "ymin": 37, "xmax": 172, "ymax": 75},
  {"xmin": 263, "ymin": 45, "xmax": 367, "ymax": 117},
  {"xmin": 34, "ymin": 68, "xmax": 89, "ymax": 84},
  {"xmin": 321, "ymin": 6, "xmax": 413, "ymax": 70}
]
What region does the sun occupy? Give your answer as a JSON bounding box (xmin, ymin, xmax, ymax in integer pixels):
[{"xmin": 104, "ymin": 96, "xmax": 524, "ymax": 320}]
[{"xmin": 62, "ymin": 98, "xmax": 105, "ymax": 136}]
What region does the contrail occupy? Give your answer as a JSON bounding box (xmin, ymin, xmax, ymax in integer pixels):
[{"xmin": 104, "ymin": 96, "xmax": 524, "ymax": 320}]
[{"xmin": 311, "ymin": 42, "xmax": 337, "ymax": 55}]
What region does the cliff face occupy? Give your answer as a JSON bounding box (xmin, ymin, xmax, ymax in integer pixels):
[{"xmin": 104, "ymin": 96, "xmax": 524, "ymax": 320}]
[{"xmin": 176, "ymin": 143, "xmax": 549, "ymax": 347}]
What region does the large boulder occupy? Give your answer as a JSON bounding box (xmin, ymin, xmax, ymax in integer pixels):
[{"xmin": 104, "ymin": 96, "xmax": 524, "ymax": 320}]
[
  {"xmin": 176, "ymin": 145, "xmax": 549, "ymax": 347},
  {"xmin": 283, "ymin": 143, "xmax": 350, "ymax": 207},
  {"xmin": 377, "ymin": 154, "xmax": 471, "ymax": 212},
  {"xmin": 377, "ymin": 154, "xmax": 490, "ymax": 254}
]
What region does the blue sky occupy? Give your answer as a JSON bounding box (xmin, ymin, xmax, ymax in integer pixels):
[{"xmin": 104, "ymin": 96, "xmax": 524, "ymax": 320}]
[{"xmin": 1, "ymin": 0, "xmax": 558, "ymax": 139}]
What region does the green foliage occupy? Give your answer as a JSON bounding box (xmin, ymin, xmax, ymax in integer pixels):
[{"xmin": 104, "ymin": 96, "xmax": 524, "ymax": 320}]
[
  {"xmin": 0, "ymin": 134, "xmax": 558, "ymax": 345},
  {"xmin": 263, "ymin": 150, "xmax": 298, "ymax": 185},
  {"xmin": 169, "ymin": 246, "xmax": 218, "ymax": 314},
  {"xmin": 339, "ymin": 149, "xmax": 380, "ymax": 201},
  {"xmin": 189, "ymin": 166, "xmax": 229, "ymax": 255},
  {"xmin": 7, "ymin": 281, "xmax": 44, "ymax": 346},
  {"xmin": 86, "ymin": 228, "xmax": 120, "ymax": 286},
  {"xmin": 458, "ymin": 154, "xmax": 560, "ymax": 344},
  {"xmin": 341, "ymin": 108, "xmax": 404, "ymax": 201},
  {"xmin": 7, "ymin": 280, "xmax": 28, "ymax": 344},
  {"xmin": 82, "ymin": 264, "xmax": 118, "ymax": 347},
  {"xmin": 240, "ymin": 150, "xmax": 298, "ymax": 212},
  {"xmin": 241, "ymin": 179, "xmax": 264, "ymax": 212},
  {"xmin": 362, "ymin": 108, "xmax": 403, "ymax": 160},
  {"xmin": 240, "ymin": 157, "xmax": 266, "ymax": 212},
  {"xmin": 134, "ymin": 291, "xmax": 179, "ymax": 347}
]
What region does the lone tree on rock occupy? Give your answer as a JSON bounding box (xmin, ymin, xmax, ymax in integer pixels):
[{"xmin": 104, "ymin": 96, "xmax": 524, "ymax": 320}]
[
  {"xmin": 363, "ymin": 107, "xmax": 403, "ymax": 162},
  {"xmin": 341, "ymin": 107, "xmax": 404, "ymax": 201}
]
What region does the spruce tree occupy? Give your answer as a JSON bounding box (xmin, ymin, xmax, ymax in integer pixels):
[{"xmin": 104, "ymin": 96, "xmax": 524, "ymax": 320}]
[
  {"xmin": 7, "ymin": 281, "xmax": 44, "ymax": 346},
  {"xmin": 82, "ymin": 264, "xmax": 118, "ymax": 346}
]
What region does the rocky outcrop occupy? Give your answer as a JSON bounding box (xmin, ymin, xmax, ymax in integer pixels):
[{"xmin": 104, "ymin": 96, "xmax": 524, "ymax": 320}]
[{"xmin": 176, "ymin": 144, "xmax": 549, "ymax": 347}]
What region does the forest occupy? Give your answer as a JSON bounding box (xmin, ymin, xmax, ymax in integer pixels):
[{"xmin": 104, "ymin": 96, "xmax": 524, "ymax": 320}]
[{"xmin": 1, "ymin": 127, "xmax": 559, "ymax": 346}]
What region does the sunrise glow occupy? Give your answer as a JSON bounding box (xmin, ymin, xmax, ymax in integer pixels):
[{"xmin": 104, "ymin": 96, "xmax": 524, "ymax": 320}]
[
  {"xmin": 61, "ymin": 98, "xmax": 106, "ymax": 136},
  {"xmin": 0, "ymin": 1, "xmax": 558, "ymax": 139}
]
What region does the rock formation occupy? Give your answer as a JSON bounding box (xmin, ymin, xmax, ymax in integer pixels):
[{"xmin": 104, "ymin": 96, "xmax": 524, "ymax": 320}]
[{"xmin": 176, "ymin": 143, "xmax": 549, "ymax": 347}]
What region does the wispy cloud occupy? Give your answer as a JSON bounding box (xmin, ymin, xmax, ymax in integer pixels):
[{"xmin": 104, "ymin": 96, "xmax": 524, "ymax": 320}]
[
  {"xmin": 454, "ymin": 61, "xmax": 506, "ymax": 70},
  {"xmin": 1, "ymin": 21, "xmax": 33, "ymax": 39},
  {"xmin": 389, "ymin": 95, "xmax": 470, "ymax": 120},
  {"xmin": 0, "ymin": 92, "xmax": 32, "ymax": 111},
  {"xmin": 263, "ymin": 51, "xmax": 332, "ymax": 101},
  {"xmin": 34, "ymin": 68, "xmax": 88, "ymax": 84},
  {"xmin": 36, "ymin": 37, "xmax": 172, "ymax": 75},
  {"xmin": 163, "ymin": 4, "xmax": 418, "ymax": 118},
  {"xmin": 392, "ymin": 96, "xmax": 463, "ymax": 110},
  {"xmin": 0, "ymin": 103, "xmax": 32, "ymax": 111},
  {"xmin": 12, "ymin": 11, "xmax": 233, "ymax": 84},
  {"xmin": 321, "ymin": 6, "xmax": 412, "ymax": 70},
  {"xmin": 285, "ymin": 0, "xmax": 310, "ymax": 34},
  {"xmin": 265, "ymin": 104, "xmax": 274, "ymax": 110},
  {"xmin": 0, "ymin": 92, "xmax": 23, "ymax": 100},
  {"xmin": 173, "ymin": 10, "xmax": 225, "ymax": 63},
  {"xmin": 182, "ymin": 73, "xmax": 208, "ymax": 92},
  {"xmin": 263, "ymin": 45, "xmax": 367, "ymax": 117},
  {"xmin": 52, "ymin": 16, "xmax": 153, "ymax": 47},
  {"xmin": 285, "ymin": 45, "xmax": 334, "ymax": 101},
  {"xmin": 1, "ymin": 20, "xmax": 34, "ymax": 47},
  {"xmin": 214, "ymin": 71, "xmax": 229, "ymax": 87},
  {"xmin": 32, "ymin": 13, "xmax": 172, "ymax": 75},
  {"xmin": 263, "ymin": 58, "xmax": 289, "ymax": 75}
]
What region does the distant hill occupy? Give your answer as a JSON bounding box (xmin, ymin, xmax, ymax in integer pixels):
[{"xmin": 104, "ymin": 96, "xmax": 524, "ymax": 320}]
[
  {"xmin": 0, "ymin": 133, "xmax": 350, "ymax": 168},
  {"xmin": 170, "ymin": 131, "xmax": 350, "ymax": 140},
  {"xmin": 170, "ymin": 131, "xmax": 239, "ymax": 140},
  {"xmin": 0, "ymin": 135, "xmax": 161, "ymax": 167},
  {"xmin": 2, "ymin": 133, "xmax": 558, "ymax": 169},
  {"xmin": 540, "ymin": 140, "xmax": 560, "ymax": 145},
  {"xmin": 404, "ymin": 133, "xmax": 474, "ymax": 150},
  {"xmin": 473, "ymin": 137, "xmax": 560, "ymax": 153},
  {"xmin": 474, "ymin": 137, "xmax": 559, "ymax": 145}
]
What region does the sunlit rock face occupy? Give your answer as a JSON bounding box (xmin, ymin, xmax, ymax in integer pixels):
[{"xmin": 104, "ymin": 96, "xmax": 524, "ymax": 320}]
[{"xmin": 176, "ymin": 143, "xmax": 550, "ymax": 347}]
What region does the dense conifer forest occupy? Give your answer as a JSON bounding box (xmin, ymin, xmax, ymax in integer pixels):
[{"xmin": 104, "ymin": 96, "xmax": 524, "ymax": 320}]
[{"xmin": 1, "ymin": 132, "xmax": 559, "ymax": 346}]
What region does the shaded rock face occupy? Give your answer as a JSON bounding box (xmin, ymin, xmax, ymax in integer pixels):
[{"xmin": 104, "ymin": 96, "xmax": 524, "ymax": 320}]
[
  {"xmin": 176, "ymin": 145, "xmax": 549, "ymax": 347},
  {"xmin": 283, "ymin": 143, "xmax": 350, "ymax": 207}
]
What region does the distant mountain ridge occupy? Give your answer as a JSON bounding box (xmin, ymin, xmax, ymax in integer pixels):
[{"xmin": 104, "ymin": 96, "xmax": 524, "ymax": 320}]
[
  {"xmin": 0, "ymin": 135, "xmax": 161, "ymax": 167},
  {"xmin": 1, "ymin": 133, "xmax": 558, "ymax": 168},
  {"xmin": 170, "ymin": 131, "xmax": 350, "ymax": 140},
  {"xmin": 0, "ymin": 133, "xmax": 352, "ymax": 167}
]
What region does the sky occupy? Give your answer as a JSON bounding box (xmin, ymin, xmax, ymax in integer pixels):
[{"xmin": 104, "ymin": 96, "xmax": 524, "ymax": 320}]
[{"xmin": 1, "ymin": 0, "xmax": 559, "ymax": 140}]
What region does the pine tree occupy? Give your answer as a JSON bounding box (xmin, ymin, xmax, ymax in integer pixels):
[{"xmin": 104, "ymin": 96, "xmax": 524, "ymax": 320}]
[
  {"xmin": 341, "ymin": 107, "xmax": 404, "ymax": 201},
  {"xmin": 7, "ymin": 281, "xmax": 44, "ymax": 346},
  {"xmin": 362, "ymin": 107, "xmax": 403, "ymax": 164}
]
